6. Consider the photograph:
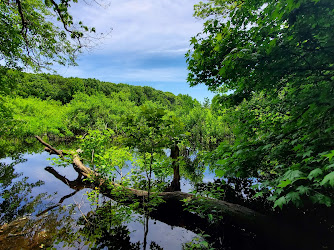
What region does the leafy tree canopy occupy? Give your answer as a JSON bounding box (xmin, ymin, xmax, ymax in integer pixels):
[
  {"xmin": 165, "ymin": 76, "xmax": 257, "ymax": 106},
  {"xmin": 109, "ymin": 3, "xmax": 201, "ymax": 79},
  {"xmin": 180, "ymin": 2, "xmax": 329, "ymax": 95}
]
[
  {"xmin": 187, "ymin": 0, "xmax": 334, "ymax": 209},
  {"xmin": 0, "ymin": 0, "xmax": 99, "ymax": 71},
  {"xmin": 187, "ymin": 0, "xmax": 334, "ymax": 102}
]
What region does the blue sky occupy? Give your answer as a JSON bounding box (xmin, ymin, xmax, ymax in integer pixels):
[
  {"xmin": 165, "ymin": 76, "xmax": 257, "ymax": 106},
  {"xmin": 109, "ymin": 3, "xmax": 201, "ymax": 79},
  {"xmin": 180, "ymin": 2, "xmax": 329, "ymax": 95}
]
[{"xmin": 53, "ymin": 0, "xmax": 215, "ymax": 102}]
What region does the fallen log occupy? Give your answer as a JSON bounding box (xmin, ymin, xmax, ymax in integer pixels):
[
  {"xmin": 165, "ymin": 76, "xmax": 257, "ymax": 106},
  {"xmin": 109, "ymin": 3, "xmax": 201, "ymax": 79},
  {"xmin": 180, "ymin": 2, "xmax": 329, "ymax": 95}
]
[
  {"xmin": 35, "ymin": 136, "xmax": 64, "ymax": 157},
  {"xmin": 35, "ymin": 136, "xmax": 320, "ymax": 250},
  {"xmin": 35, "ymin": 136, "xmax": 266, "ymax": 226}
]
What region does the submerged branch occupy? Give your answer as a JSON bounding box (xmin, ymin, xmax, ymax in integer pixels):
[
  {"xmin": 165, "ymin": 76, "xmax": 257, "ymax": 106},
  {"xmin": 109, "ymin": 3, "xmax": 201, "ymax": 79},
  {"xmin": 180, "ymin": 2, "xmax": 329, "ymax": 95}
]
[{"xmin": 36, "ymin": 190, "xmax": 79, "ymax": 217}]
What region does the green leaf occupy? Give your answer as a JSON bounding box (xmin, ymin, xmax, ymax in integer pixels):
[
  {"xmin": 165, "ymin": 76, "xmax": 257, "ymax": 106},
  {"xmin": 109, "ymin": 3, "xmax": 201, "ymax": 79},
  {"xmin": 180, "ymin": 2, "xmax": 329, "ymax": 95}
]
[
  {"xmin": 283, "ymin": 170, "xmax": 304, "ymax": 181},
  {"xmin": 216, "ymin": 33, "xmax": 223, "ymax": 41},
  {"xmin": 216, "ymin": 159, "xmax": 226, "ymax": 165},
  {"xmin": 215, "ymin": 169, "xmax": 225, "ymax": 177},
  {"xmin": 325, "ymin": 164, "xmax": 334, "ymax": 171},
  {"xmin": 190, "ymin": 37, "xmax": 198, "ymax": 45},
  {"xmin": 308, "ymin": 168, "xmax": 323, "ymax": 180},
  {"xmin": 302, "ymin": 150, "xmax": 312, "ymax": 158},
  {"xmin": 286, "ymin": 192, "xmax": 301, "ymax": 206},
  {"xmin": 293, "ymin": 144, "xmax": 302, "ymax": 151},
  {"xmin": 296, "ymin": 185, "xmax": 311, "ymax": 195},
  {"xmin": 201, "ymin": 241, "xmax": 209, "ymax": 248},
  {"xmin": 310, "ymin": 193, "xmax": 332, "ymax": 207},
  {"xmin": 322, "ymin": 150, "xmax": 334, "ymax": 161},
  {"xmin": 287, "ymin": 0, "xmax": 295, "ymax": 10},
  {"xmin": 253, "ymin": 191, "xmax": 263, "ymax": 198},
  {"xmin": 277, "ymin": 179, "xmax": 291, "ymax": 188},
  {"xmin": 320, "ymin": 172, "xmax": 334, "ymax": 186},
  {"xmin": 274, "ymin": 196, "xmax": 287, "ymax": 209},
  {"xmin": 218, "ymin": 67, "xmax": 226, "ymax": 76},
  {"xmin": 208, "ymin": 214, "xmax": 213, "ymax": 221}
]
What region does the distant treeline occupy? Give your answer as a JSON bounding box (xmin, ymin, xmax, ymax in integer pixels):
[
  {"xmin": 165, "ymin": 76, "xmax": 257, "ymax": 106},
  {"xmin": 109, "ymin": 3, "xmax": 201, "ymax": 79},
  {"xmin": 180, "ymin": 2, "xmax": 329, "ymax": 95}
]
[{"xmin": 13, "ymin": 71, "xmax": 179, "ymax": 107}]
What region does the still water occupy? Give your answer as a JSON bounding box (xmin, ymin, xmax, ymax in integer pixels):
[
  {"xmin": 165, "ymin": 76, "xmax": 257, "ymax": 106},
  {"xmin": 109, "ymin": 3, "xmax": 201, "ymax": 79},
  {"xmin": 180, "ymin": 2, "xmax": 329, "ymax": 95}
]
[
  {"xmin": 0, "ymin": 151, "xmax": 200, "ymax": 249},
  {"xmin": 1, "ymin": 146, "xmax": 333, "ymax": 249}
]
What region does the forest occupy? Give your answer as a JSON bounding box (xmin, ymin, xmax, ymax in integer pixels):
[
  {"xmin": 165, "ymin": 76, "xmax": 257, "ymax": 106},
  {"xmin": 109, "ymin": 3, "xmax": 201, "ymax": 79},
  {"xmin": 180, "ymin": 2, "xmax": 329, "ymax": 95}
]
[{"xmin": 0, "ymin": 0, "xmax": 333, "ymax": 249}]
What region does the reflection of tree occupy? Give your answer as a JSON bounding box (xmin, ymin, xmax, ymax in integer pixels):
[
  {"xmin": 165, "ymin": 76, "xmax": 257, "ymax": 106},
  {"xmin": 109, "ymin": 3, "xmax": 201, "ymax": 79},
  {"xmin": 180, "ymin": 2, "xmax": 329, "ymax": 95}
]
[
  {"xmin": 76, "ymin": 205, "xmax": 168, "ymax": 250},
  {"xmin": 0, "ymin": 159, "xmax": 80, "ymax": 249},
  {"xmin": 1, "ymin": 156, "xmax": 163, "ymax": 249},
  {"xmin": 180, "ymin": 148, "xmax": 206, "ymax": 186},
  {"xmin": 0, "ymin": 140, "xmax": 44, "ymax": 159},
  {"xmin": 0, "ymin": 203, "xmax": 77, "ymax": 249},
  {"xmin": 0, "ymin": 155, "xmax": 147, "ymax": 249},
  {"xmin": 37, "ymin": 166, "xmax": 148, "ymax": 249},
  {"xmin": 0, "ymin": 159, "xmax": 46, "ymax": 224},
  {"xmin": 150, "ymin": 241, "xmax": 163, "ymax": 250},
  {"xmin": 0, "ymin": 160, "xmax": 23, "ymax": 189},
  {"xmin": 76, "ymin": 201, "xmax": 142, "ymax": 250}
]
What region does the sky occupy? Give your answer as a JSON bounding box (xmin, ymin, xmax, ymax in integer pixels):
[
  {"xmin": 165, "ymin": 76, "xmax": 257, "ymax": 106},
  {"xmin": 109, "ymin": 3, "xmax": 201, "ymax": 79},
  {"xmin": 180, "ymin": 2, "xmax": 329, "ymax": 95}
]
[{"xmin": 52, "ymin": 0, "xmax": 215, "ymax": 103}]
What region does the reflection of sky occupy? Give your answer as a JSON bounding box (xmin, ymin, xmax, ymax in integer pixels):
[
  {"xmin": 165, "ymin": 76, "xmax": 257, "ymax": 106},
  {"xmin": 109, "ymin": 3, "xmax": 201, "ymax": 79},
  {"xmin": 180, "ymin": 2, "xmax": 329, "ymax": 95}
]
[
  {"xmin": 13, "ymin": 152, "xmax": 80, "ymax": 199},
  {"xmin": 181, "ymin": 167, "xmax": 217, "ymax": 193},
  {"xmin": 128, "ymin": 215, "xmax": 196, "ymax": 250},
  {"xmin": 1, "ymin": 152, "xmax": 94, "ymax": 218},
  {"xmin": 0, "ymin": 152, "xmax": 200, "ymax": 248}
]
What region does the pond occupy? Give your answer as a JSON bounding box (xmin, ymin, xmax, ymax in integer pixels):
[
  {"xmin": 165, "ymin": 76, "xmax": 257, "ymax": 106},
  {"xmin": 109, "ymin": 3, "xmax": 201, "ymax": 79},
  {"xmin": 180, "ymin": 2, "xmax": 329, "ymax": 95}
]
[
  {"xmin": 0, "ymin": 144, "xmax": 333, "ymax": 249},
  {"xmin": 1, "ymin": 150, "xmax": 201, "ymax": 249}
]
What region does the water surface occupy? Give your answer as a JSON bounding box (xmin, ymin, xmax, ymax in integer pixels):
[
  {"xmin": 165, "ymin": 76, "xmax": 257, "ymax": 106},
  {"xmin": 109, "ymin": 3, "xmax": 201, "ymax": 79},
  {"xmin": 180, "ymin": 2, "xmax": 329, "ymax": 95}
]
[{"xmin": 0, "ymin": 151, "xmax": 198, "ymax": 249}]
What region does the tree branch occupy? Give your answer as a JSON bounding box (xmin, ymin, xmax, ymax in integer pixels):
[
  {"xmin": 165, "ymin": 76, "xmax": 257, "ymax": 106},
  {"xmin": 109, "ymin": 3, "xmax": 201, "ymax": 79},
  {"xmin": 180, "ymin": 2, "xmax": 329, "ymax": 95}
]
[
  {"xmin": 49, "ymin": 0, "xmax": 82, "ymax": 48},
  {"xmin": 15, "ymin": 0, "xmax": 26, "ymax": 35}
]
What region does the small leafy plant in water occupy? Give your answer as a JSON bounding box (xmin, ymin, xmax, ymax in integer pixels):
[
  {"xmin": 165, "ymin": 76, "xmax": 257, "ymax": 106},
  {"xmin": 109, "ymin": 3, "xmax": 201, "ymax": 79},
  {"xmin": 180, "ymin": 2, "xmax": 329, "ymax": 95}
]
[{"xmin": 183, "ymin": 233, "xmax": 214, "ymax": 250}]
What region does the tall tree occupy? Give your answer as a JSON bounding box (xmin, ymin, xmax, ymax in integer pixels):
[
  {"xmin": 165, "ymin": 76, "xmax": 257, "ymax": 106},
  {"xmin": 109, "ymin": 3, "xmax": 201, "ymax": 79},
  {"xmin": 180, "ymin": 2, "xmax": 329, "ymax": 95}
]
[{"xmin": 187, "ymin": 0, "xmax": 334, "ymax": 208}]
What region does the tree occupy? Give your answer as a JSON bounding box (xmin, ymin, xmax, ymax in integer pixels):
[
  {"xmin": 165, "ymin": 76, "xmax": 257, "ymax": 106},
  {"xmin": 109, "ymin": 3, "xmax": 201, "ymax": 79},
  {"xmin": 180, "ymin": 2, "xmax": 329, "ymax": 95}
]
[
  {"xmin": 187, "ymin": 0, "xmax": 334, "ymax": 102},
  {"xmin": 187, "ymin": 0, "xmax": 334, "ymax": 209},
  {"xmin": 0, "ymin": 0, "xmax": 100, "ymax": 71},
  {"xmin": 122, "ymin": 102, "xmax": 185, "ymax": 191}
]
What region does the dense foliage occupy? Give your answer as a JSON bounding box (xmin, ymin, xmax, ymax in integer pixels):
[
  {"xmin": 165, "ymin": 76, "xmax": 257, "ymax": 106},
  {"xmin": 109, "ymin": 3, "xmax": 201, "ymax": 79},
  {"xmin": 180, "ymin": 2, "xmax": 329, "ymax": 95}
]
[
  {"xmin": 2, "ymin": 1, "xmax": 334, "ymax": 249},
  {"xmin": 1, "ymin": 0, "xmax": 332, "ymax": 226},
  {"xmin": 0, "ymin": 69, "xmax": 181, "ymax": 136},
  {"xmin": 0, "ymin": 69, "xmax": 227, "ymax": 170},
  {"xmin": 0, "ymin": 0, "xmax": 100, "ymax": 71},
  {"xmin": 187, "ymin": 0, "xmax": 334, "ymax": 209}
]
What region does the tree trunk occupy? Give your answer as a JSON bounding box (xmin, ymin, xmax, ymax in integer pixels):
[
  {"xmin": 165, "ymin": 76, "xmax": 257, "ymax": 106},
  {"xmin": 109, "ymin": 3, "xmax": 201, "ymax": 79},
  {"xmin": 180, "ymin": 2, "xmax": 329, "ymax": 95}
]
[{"xmin": 168, "ymin": 144, "xmax": 180, "ymax": 191}]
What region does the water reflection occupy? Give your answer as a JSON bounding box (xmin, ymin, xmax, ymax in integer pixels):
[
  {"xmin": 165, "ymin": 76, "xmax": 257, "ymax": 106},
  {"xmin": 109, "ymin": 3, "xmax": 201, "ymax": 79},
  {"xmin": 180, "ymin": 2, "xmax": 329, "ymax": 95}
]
[
  {"xmin": 2, "ymin": 147, "xmax": 330, "ymax": 249},
  {"xmin": 0, "ymin": 158, "xmax": 46, "ymax": 223},
  {"xmin": 73, "ymin": 201, "xmax": 142, "ymax": 249},
  {"xmin": 0, "ymin": 151, "xmax": 198, "ymax": 249},
  {"xmin": 0, "ymin": 156, "xmax": 78, "ymax": 249}
]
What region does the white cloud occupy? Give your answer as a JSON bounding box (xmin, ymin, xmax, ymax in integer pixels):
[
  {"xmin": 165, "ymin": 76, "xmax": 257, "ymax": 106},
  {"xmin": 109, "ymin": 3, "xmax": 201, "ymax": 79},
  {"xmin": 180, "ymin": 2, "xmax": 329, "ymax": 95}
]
[
  {"xmin": 70, "ymin": 0, "xmax": 203, "ymax": 54},
  {"xmin": 56, "ymin": 0, "xmax": 216, "ymax": 102}
]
